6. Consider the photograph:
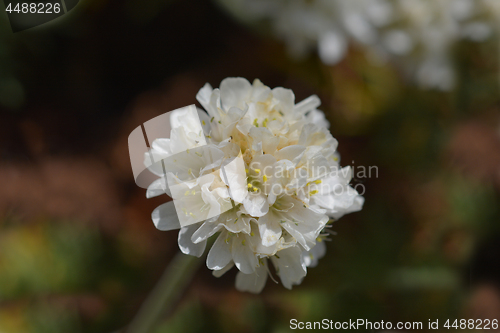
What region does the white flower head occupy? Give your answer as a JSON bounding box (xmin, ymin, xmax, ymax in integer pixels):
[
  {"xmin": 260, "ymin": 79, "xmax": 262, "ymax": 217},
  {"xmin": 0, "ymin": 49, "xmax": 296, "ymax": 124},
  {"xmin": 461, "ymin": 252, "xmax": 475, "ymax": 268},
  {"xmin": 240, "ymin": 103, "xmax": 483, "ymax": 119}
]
[{"xmin": 146, "ymin": 78, "xmax": 364, "ymax": 293}]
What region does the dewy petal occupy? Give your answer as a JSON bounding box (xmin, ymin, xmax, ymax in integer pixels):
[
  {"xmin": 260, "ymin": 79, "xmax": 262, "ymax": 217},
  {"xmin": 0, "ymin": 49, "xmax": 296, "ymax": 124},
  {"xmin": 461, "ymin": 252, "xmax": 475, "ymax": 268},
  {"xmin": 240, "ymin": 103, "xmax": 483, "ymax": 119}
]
[
  {"xmin": 271, "ymin": 246, "xmax": 307, "ymax": 290},
  {"xmin": 178, "ymin": 223, "xmax": 206, "ymax": 258},
  {"xmin": 220, "ymin": 77, "xmax": 252, "ymax": 111},
  {"xmin": 257, "ymin": 211, "xmax": 282, "ymax": 247},
  {"xmin": 232, "ymin": 234, "xmax": 258, "ymax": 274},
  {"xmin": 207, "ymin": 230, "xmax": 232, "ymax": 270},
  {"xmin": 235, "ymin": 261, "xmax": 268, "ymax": 294},
  {"xmin": 152, "ymin": 201, "xmax": 181, "ymax": 231}
]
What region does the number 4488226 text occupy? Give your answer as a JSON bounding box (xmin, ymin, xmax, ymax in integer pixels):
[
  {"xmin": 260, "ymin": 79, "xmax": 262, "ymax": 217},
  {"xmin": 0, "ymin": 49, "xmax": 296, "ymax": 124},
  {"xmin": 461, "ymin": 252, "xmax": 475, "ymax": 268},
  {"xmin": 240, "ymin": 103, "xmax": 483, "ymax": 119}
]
[
  {"xmin": 444, "ymin": 319, "xmax": 498, "ymax": 330},
  {"xmin": 6, "ymin": 2, "xmax": 61, "ymax": 14}
]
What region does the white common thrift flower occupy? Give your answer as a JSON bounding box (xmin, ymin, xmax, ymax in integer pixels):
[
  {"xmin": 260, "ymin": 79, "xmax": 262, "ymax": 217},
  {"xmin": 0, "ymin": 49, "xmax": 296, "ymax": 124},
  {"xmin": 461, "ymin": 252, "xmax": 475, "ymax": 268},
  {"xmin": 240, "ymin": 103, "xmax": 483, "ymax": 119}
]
[
  {"xmin": 146, "ymin": 78, "xmax": 364, "ymax": 293},
  {"xmin": 217, "ymin": 0, "xmax": 500, "ymax": 90}
]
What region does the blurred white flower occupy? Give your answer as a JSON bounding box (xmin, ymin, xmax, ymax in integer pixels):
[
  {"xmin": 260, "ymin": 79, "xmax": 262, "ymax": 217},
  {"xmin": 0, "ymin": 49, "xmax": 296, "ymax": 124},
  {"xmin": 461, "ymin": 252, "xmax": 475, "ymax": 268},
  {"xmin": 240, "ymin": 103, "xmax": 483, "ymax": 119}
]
[
  {"xmin": 147, "ymin": 78, "xmax": 364, "ymax": 293},
  {"xmin": 217, "ymin": 0, "xmax": 500, "ymax": 90}
]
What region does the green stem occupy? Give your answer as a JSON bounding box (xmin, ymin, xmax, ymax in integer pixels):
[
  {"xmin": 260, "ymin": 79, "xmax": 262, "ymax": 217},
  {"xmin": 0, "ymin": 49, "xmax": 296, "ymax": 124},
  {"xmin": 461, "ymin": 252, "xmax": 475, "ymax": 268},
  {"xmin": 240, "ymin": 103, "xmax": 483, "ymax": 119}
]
[{"xmin": 126, "ymin": 251, "xmax": 203, "ymax": 333}]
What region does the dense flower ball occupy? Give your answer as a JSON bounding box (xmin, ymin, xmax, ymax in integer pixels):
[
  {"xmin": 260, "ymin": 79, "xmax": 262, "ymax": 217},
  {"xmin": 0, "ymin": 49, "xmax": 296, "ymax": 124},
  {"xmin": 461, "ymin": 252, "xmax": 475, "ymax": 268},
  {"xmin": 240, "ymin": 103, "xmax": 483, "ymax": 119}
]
[
  {"xmin": 146, "ymin": 78, "xmax": 364, "ymax": 293},
  {"xmin": 217, "ymin": 0, "xmax": 499, "ymax": 90}
]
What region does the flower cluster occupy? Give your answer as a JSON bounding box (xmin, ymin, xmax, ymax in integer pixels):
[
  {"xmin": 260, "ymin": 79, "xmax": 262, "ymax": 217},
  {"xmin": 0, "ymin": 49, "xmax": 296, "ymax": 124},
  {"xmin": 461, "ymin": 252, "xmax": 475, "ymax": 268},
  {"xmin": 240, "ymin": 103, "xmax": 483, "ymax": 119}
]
[
  {"xmin": 217, "ymin": 0, "xmax": 500, "ymax": 90},
  {"xmin": 146, "ymin": 78, "xmax": 364, "ymax": 293}
]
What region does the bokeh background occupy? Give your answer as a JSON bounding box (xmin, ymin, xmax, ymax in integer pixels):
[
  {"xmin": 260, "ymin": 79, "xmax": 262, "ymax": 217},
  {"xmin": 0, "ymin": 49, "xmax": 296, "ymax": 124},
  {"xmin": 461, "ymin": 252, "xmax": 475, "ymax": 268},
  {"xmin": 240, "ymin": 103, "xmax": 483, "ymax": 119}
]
[{"xmin": 1, "ymin": 0, "xmax": 500, "ymax": 332}]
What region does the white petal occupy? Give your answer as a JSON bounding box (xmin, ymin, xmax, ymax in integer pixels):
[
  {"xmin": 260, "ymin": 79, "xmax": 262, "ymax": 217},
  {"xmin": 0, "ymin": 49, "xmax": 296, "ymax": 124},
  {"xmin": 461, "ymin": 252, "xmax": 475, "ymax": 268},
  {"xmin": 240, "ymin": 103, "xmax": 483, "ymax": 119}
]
[
  {"xmin": 250, "ymin": 79, "xmax": 272, "ymax": 101},
  {"xmin": 294, "ymin": 95, "xmax": 321, "ymax": 115},
  {"xmin": 322, "ymin": 166, "xmax": 352, "ymax": 190},
  {"xmin": 272, "ymin": 87, "xmax": 295, "ymax": 116},
  {"xmin": 249, "ymin": 153, "xmax": 278, "ymax": 196},
  {"xmin": 232, "ymin": 234, "xmax": 258, "ymax": 274},
  {"xmin": 328, "ymin": 194, "xmax": 364, "ymax": 220},
  {"xmin": 196, "ymin": 83, "xmax": 213, "ymax": 112},
  {"xmin": 351, "ymin": 195, "xmax": 364, "ymax": 212},
  {"xmin": 243, "ymin": 193, "xmax": 269, "ymax": 217},
  {"xmin": 199, "ymin": 178, "xmax": 228, "ymax": 221},
  {"xmin": 302, "ymin": 240, "xmax": 326, "ymax": 268},
  {"xmin": 178, "ymin": 224, "xmax": 206, "ymax": 257},
  {"xmin": 220, "ymin": 77, "xmax": 252, "ymax": 111},
  {"xmin": 257, "ymin": 211, "xmax": 282, "ymax": 247},
  {"xmin": 169, "ymin": 106, "xmax": 206, "ymax": 141},
  {"xmin": 305, "ymin": 109, "xmax": 330, "ymax": 129},
  {"xmin": 213, "ymin": 261, "xmax": 234, "ymax": 278},
  {"xmin": 196, "ymin": 108, "xmax": 212, "ymax": 136},
  {"xmin": 249, "ymin": 127, "xmax": 280, "ymax": 155},
  {"xmin": 169, "ymin": 173, "xmax": 221, "ymax": 227},
  {"xmin": 223, "ymin": 210, "xmax": 252, "ymax": 234},
  {"xmin": 191, "ymin": 220, "xmax": 223, "ymax": 244},
  {"xmin": 279, "ymin": 198, "xmax": 328, "ymax": 250},
  {"xmin": 207, "ymin": 231, "xmax": 232, "ymax": 270},
  {"xmin": 151, "ymin": 202, "xmax": 180, "ymax": 231},
  {"xmin": 271, "ymin": 246, "xmax": 306, "ymax": 290},
  {"xmin": 299, "ymin": 123, "xmax": 337, "ymax": 149},
  {"xmin": 146, "ymin": 178, "xmax": 166, "ymax": 198},
  {"xmin": 144, "ymin": 148, "xmax": 168, "ymax": 177},
  {"xmin": 220, "ymin": 156, "xmax": 248, "ymax": 204},
  {"xmin": 151, "ymin": 138, "xmax": 172, "ymax": 155},
  {"xmin": 203, "ymin": 88, "xmax": 223, "ymax": 123},
  {"xmin": 311, "ymin": 194, "xmax": 335, "ymax": 210},
  {"xmin": 274, "ymin": 145, "xmax": 306, "ymax": 165},
  {"xmin": 235, "ymin": 262, "xmax": 268, "ymax": 293},
  {"xmin": 248, "ymin": 222, "xmax": 278, "ymax": 257}
]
